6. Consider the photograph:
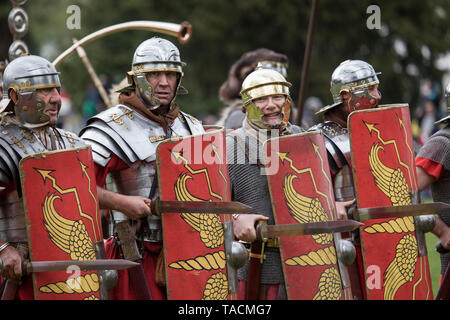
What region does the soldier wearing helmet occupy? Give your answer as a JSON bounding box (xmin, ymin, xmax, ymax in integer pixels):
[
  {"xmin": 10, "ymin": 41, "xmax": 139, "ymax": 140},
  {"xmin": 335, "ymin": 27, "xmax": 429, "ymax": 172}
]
[
  {"xmin": 80, "ymin": 37, "xmax": 204, "ymax": 300},
  {"xmin": 311, "ymin": 59, "xmax": 382, "ymax": 214},
  {"xmin": 416, "ymin": 82, "xmax": 450, "ymax": 282},
  {"xmin": 226, "ymin": 66, "xmax": 303, "ymax": 299},
  {"xmin": 316, "ymin": 59, "xmax": 381, "ymax": 129},
  {"xmin": 217, "ymin": 48, "xmax": 289, "ymax": 130},
  {"xmin": 0, "ymin": 55, "xmax": 85, "ymax": 299},
  {"xmin": 308, "ymin": 59, "xmax": 382, "ymax": 299}
]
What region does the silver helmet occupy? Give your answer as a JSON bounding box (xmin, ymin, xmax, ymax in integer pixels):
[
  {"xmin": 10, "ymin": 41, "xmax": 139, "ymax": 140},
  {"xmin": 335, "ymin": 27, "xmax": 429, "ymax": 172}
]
[
  {"xmin": 435, "ymin": 82, "xmax": 450, "ymax": 125},
  {"xmin": 127, "ymin": 37, "xmax": 186, "ymax": 110},
  {"xmin": 0, "ymin": 55, "xmax": 60, "ymax": 128},
  {"xmin": 317, "ymin": 59, "xmax": 381, "ymax": 116}
]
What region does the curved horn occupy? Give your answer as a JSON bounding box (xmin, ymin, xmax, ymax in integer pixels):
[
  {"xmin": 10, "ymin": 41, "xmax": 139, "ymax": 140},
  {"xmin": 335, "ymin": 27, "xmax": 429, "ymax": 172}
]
[{"xmin": 53, "ymin": 20, "xmax": 192, "ymax": 66}]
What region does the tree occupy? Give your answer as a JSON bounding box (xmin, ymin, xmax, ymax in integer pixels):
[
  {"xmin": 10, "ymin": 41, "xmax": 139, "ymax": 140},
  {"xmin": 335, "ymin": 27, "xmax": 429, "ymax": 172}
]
[{"xmin": 1, "ymin": 0, "xmax": 449, "ymax": 125}]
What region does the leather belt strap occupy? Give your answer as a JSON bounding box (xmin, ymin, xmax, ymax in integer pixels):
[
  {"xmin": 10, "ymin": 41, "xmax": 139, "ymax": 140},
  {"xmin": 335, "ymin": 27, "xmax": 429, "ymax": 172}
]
[{"xmin": 246, "ymin": 240, "xmax": 265, "ymax": 300}]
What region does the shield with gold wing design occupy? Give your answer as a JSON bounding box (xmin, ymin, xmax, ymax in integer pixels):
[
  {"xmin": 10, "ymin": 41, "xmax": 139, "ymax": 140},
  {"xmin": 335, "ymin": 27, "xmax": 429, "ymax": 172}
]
[
  {"xmin": 349, "ymin": 104, "xmax": 433, "ymax": 300},
  {"xmin": 264, "ymin": 131, "xmax": 346, "ymax": 300},
  {"xmin": 19, "ymin": 146, "xmax": 103, "ymax": 300},
  {"xmin": 156, "ymin": 128, "xmax": 233, "ymax": 300}
]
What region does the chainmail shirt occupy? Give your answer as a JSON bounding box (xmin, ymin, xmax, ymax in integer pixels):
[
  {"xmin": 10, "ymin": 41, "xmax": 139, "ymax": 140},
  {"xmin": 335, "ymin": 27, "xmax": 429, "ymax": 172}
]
[
  {"xmin": 417, "ymin": 125, "xmax": 450, "ymax": 273},
  {"xmin": 226, "ymin": 119, "xmax": 303, "ymax": 284}
]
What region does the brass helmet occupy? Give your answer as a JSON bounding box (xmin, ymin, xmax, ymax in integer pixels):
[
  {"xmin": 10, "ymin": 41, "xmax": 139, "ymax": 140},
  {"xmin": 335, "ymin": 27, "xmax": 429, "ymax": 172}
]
[
  {"xmin": 317, "ymin": 59, "xmax": 381, "ymax": 116},
  {"xmin": 0, "ymin": 55, "xmax": 61, "ymax": 128},
  {"xmin": 127, "ymin": 37, "xmax": 187, "ymax": 110},
  {"xmin": 240, "ymin": 65, "xmax": 291, "ymax": 129},
  {"xmin": 435, "ymin": 82, "xmax": 450, "ymax": 125}
]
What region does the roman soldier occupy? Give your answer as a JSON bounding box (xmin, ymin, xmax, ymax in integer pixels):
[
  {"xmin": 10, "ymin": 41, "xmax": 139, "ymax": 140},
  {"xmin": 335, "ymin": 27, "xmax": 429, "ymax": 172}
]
[
  {"xmin": 79, "ymin": 37, "xmax": 204, "ymax": 300},
  {"xmin": 416, "ymin": 82, "xmax": 450, "ymax": 283},
  {"xmin": 0, "ymin": 55, "xmax": 85, "ymax": 299},
  {"xmin": 226, "ymin": 66, "xmax": 303, "ymax": 299}
]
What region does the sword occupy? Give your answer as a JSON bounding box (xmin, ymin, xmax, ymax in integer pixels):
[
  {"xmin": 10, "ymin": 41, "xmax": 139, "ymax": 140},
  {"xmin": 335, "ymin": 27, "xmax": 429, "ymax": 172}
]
[
  {"xmin": 0, "ymin": 259, "xmax": 139, "ymax": 275},
  {"xmin": 149, "ymin": 199, "xmax": 252, "ymax": 215},
  {"xmin": 351, "ymin": 202, "xmax": 450, "ymax": 221},
  {"xmin": 256, "ymin": 220, "xmax": 363, "ymax": 241}
]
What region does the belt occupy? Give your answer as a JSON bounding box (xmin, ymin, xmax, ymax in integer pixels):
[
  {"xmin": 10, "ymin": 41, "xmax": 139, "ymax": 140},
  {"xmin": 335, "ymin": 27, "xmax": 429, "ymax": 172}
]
[
  {"xmin": 138, "ymin": 215, "xmax": 162, "ymax": 243},
  {"xmin": 265, "ymin": 238, "xmax": 280, "ymax": 248}
]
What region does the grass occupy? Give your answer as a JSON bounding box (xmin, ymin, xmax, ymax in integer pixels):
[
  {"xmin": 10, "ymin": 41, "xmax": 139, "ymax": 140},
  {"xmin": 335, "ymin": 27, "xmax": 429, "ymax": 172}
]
[{"xmin": 426, "ymin": 231, "xmax": 442, "ymax": 298}]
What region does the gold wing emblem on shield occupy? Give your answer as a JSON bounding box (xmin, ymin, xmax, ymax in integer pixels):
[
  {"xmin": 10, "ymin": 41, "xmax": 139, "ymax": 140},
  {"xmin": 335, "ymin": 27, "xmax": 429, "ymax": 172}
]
[
  {"xmin": 174, "ymin": 173, "xmax": 224, "ymax": 248},
  {"xmin": 43, "ymin": 193, "xmax": 96, "ymax": 260},
  {"xmin": 369, "ymin": 144, "xmax": 412, "ymax": 206},
  {"xmin": 283, "ymin": 174, "xmax": 332, "ymax": 245},
  {"xmin": 366, "ymin": 141, "xmax": 425, "ymax": 299},
  {"xmin": 278, "ymin": 147, "xmax": 341, "ymax": 300},
  {"xmin": 35, "ymin": 166, "xmax": 99, "ymax": 298},
  {"xmin": 168, "ymin": 172, "xmax": 228, "ymax": 300}
]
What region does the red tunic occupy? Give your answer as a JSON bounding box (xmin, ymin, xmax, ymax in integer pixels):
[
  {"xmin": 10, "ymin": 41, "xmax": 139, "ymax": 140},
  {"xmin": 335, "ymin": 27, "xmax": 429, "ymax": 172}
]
[
  {"xmin": 96, "ymin": 154, "xmax": 166, "ymax": 300},
  {"xmin": 415, "ymin": 157, "xmax": 445, "ymax": 180}
]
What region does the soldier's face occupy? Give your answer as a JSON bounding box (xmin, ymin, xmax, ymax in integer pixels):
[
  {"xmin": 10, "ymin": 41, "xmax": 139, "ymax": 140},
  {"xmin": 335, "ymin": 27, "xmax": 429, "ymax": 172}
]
[
  {"xmin": 146, "ymin": 71, "xmax": 178, "ymax": 106},
  {"xmin": 36, "ymin": 87, "xmax": 61, "ymax": 125},
  {"xmin": 253, "ymin": 94, "xmax": 286, "ymax": 126}
]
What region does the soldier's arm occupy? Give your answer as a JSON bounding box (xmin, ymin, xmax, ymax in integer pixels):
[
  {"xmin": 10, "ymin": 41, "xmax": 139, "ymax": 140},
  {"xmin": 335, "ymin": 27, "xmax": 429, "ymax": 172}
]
[
  {"xmin": 432, "ymin": 218, "xmax": 450, "ymax": 250},
  {"xmin": 416, "ymin": 165, "xmax": 450, "ymax": 249},
  {"xmin": 96, "ymin": 186, "xmax": 151, "ymax": 220},
  {"xmin": 416, "ymin": 166, "xmax": 437, "ymax": 191}
]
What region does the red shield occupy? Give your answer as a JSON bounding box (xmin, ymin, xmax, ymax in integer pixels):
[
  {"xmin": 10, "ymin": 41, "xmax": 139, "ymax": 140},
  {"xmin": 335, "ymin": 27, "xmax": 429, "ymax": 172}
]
[
  {"xmin": 19, "ymin": 146, "xmax": 103, "ymax": 300},
  {"xmin": 264, "ymin": 131, "xmax": 344, "ymax": 300},
  {"xmin": 156, "ymin": 129, "xmax": 233, "ymax": 300},
  {"xmin": 349, "ymin": 104, "xmax": 433, "ymax": 300}
]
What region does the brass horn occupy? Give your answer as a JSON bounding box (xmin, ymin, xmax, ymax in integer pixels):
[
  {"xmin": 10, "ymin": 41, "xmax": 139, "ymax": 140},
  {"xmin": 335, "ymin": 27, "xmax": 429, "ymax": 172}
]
[{"xmin": 53, "ymin": 20, "xmax": 192, "ymax": 66}]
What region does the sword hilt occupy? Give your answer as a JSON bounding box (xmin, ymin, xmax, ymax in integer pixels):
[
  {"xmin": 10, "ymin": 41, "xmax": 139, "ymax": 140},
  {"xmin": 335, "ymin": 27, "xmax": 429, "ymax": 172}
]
[{"xmin": 255, "ymin": 220, "xmax": 268, "ymax": 242}]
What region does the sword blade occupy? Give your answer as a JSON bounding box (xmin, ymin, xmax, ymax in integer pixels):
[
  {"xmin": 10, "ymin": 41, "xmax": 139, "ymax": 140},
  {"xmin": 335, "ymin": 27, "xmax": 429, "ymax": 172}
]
[
  {"xmin": 260, "ymin": 220, "xmax": 363, "ymax": 239},
  {"xmin": 152, "ymin": 199, "xmax": 252, "ymax": 214},
  {"xmin": 25, "ymin": 259, "xmax": 140, "ymax": 274},
  {"xmin": 356, "ymin": 202, "xmax": 450, "ymax": 221}
]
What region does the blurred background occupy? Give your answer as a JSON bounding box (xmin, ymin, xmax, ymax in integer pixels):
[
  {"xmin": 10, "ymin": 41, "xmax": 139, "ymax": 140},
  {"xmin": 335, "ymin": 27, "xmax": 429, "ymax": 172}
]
[
  {"xmin": 1, "ymin": 0, "xmax": 449, "ymax": 296},
  {"xmin": 1, "ymin": 0, "xmax": 450, "ymax": 133}
]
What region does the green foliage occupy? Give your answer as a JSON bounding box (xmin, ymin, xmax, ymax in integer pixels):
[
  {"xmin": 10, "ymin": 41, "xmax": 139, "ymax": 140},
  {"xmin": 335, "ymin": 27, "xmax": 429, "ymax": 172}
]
[{"xmin": 2, "ymin": 0, "xmax": 449, "ymax": 123}]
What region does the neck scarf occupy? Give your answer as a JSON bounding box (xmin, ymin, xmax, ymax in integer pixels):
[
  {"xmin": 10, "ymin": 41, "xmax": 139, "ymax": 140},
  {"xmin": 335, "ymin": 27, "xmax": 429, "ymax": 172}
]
[{"xmin": 118, "ymin": 91, "xmax": 179, "ymax": 133}]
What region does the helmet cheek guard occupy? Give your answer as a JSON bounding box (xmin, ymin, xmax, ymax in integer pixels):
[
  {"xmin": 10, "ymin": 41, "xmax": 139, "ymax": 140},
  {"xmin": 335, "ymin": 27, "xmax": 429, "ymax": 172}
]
[
  {"xmin": 15, "ymin": 91, "xmax": 50, "ymax": 128},
  {"xmin": 241, "ymin": 67, "xmax": 291, "ymax": 130},
  {"xmin": 347, "ymin": 87, "xmax": 381, "ymax": 112},
  {"xmin": 134, "ymin": 73, "xmax": 160, "ymax": 110}
]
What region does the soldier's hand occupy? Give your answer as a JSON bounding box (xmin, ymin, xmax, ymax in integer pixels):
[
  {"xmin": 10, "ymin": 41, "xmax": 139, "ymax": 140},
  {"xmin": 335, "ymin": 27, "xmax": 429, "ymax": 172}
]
[
  {"xmin": 440, "ymin": 228, "xmax": 450, "ymax": 251},
  {"xmin": 233, "ymin": 214, "xmax": 268, "ymax": 243},
  {"xmin": 119, "ymin": 195, "xmax": 152, "ymax": 220},
  {"xmin": 0, "ymin": 245, "xmax": 23, "ymax": 281},
  {"xmin": 335, "ymin": 199, "xmax": 356, "ymax": 220}
]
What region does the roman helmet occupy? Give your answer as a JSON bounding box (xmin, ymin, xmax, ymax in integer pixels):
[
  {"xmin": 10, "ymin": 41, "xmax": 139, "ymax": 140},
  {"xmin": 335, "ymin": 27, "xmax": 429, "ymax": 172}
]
[
  {"xmin": 240, "ymin": 65, "xmax": 291, "ymax": 130},
  {"xmin": 435, "ymin": 82, "xmax": 450, "ymax": 125},
  {"xmin": 127, "ymin": 37, "xmax": 187, "ymax": 110},
  {"xmin": 316, "ymin": 59, "xmax": 381, "ymax": 116},
  {"xmin": 0, "ymin": 55, "xmax": 61, "ymax": 128}
]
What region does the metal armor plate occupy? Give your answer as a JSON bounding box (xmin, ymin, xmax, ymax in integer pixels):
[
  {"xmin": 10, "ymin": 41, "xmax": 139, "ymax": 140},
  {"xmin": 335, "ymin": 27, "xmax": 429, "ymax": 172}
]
[
  {"xmin": 19, "ymin": 146, "xmax": 103, "ymax": 300},
  {"xmin": 349, "ymin": 104, "xmax": 433, "ymax": 300},
  {"xmin": 264, "ymin": 131, "xmax": 345, "ymax": 300},
  {"xmin": 156, "ymin": 128, "xmax": 233, "ymax": 300}
]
